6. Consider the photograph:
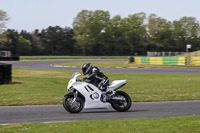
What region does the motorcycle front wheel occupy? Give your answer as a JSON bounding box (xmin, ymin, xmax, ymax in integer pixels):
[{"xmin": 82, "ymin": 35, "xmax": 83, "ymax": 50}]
[
  {"xmin": 111, "ymin": 91, "xmax": 132, "ymax": 112},
  {"xmin": 63, "ymin": 93, "xmax": 84, "ymax": 113}
]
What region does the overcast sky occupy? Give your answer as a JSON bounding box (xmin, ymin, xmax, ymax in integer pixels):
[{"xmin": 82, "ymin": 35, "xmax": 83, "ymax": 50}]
[{"xmin": 1, "ymin": 0, "xmax": 200, "ymax": 32}]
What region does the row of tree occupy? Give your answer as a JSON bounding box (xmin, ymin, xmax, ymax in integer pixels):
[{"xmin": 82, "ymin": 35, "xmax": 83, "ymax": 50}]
[
  {"xmin": 0, "ymin": 27, "xmax": 75, "ymax": 55},
  {"xmin": 1, "ymin": 9, "xmax": 200, "ymax": 56}
]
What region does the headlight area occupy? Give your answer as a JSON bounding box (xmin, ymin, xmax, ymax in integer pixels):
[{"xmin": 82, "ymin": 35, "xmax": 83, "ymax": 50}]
[{"xmin": 68, "ymin": 86, "xmax": 74, "ymax": 92}]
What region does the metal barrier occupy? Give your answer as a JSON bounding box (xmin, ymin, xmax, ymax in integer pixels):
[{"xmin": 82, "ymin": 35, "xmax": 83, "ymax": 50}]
[
  {"xmin": 147, "ymin": 50, "xmax": 200, "ymax": 65},
  {"xmin": 191, "ymin": 57, "xmax": 200, "ymax": 65}
]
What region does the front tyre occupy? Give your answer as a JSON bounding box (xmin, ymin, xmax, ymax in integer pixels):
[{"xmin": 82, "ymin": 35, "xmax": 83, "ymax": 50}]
[
  {"xmin": 111, "ymin": 91, "xmax": 132, "ymax": 112},
  {"xmin": 63, "ymin": 93, "xmax": 84, "ymax": 113}
]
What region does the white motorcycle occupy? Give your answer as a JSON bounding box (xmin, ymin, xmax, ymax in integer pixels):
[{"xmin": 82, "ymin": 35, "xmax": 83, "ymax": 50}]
[{"xmin": 63, "ymin": 72, "xmax": 132, "ymax": 113}]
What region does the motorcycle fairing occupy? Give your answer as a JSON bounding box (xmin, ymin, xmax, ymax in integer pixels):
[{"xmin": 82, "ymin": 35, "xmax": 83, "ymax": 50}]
[
  {"xmin": 107, "ymin": 80, "xmax": 127, "ymax": 92},
  {"xmin": 72, "ymin": 82, "xmax": 111, "ymax": 109}
]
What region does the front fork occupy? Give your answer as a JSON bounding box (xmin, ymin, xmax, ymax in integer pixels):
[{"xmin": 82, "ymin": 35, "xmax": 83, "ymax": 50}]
[{"xmin": 72, "ymin": 91, "xmax": 78, "ymax": 103}]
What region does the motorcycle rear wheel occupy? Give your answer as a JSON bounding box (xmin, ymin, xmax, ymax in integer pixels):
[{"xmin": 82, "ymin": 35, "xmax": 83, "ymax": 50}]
[
  {"xmin": 63, "ymin": 93, "xmax": 84, "ymax": 113},
  {"xmin": 111, "ymin": 91, "xmax": 132, "ymax": 112}
]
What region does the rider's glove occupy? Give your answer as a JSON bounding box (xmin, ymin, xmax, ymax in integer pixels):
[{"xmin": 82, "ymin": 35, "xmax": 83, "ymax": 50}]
[{"xmin": 83, "ymin": 77, "xmax": 87, "ymax": 81}]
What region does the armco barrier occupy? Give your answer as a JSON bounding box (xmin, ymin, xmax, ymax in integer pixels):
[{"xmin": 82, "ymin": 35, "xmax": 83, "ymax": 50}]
[
  {"xmin": 0, "ymin": 63, "xmax": 12, "ymax": 84},
  {"xmin": 150, "ymin": 57, "xmax": 163, "ymax": 65},
  {"xmin": 134, "ymin": 57, "xmax": 186, "ymax": 65},
  {"xmin": 177, "ymin": 57, "xmax": 186, "ymax": 65},
  {"xmin": 163, "ymin": 57, "xmax": 178, "ymax": 65},
  {"xmin": 135, "ymin": 57, "xmax": 141, "ymax": 64},
  {"xmin": 141, "ymin": 57, "xmax": 150, "ymax": 64},
  {"xmin": 191, "ymin": 57, "xmax": 200, "ymax": 65}
]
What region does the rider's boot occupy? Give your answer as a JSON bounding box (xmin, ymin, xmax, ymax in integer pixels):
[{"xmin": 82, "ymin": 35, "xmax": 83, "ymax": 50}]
[{"xmin": 100, "ymin": 87, "xmax": 107, "ymax": 102}]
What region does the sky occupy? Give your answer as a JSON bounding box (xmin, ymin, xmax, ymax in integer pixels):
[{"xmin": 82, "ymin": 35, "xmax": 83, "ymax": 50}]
[{"xmin": 0, "ymin": 0, "xmax": 200, "ymax": 32}]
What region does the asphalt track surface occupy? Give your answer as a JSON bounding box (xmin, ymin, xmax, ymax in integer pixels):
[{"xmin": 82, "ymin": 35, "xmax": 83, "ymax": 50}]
[
  {"xmin": 0, "ymin": 60, "xmax": 200, "ymax": 124},
  {"xmin": 4, "ymin": 60, "xmax": 200, "ymax": 74},
  {"xmin": 0, "ymin": 101, "xmax": 200, "ymax": 124}
]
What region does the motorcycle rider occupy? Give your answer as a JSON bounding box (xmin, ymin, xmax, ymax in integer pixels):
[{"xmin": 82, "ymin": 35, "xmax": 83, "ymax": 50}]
[{"xmin": 82, "ymin": 63, "xmax": 109, "ymax": 101}]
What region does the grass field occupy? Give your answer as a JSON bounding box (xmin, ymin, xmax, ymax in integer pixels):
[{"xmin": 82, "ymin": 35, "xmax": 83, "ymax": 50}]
[
  {"xmin": 0, "ymin": 116, "xmax": 200, "ymax": 133},
  {"xmin": 54, "ymin": 61, "xmax": 200, "ymax": 68},
  {"xmin": 0, "ymin": 68, "xmax": 200, "ymax": 106}
]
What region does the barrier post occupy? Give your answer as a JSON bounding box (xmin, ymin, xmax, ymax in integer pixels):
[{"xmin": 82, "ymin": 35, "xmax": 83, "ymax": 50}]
[{"xmin": 0, "ymin": 63, "xmax": 12, "ymax": 84}]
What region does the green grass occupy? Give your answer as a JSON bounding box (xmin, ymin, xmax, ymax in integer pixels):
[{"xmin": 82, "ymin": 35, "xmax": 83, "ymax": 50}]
[
  {"xmin": 54, "ymin": 61, "xmax": 200, "ymax": 68},
  {"xmin": 0, "ymin": 116, "xmax": 200, "ymax": 133},
  {"xmin": 20, "ymin": 56, "xmax": 128, "ymax": 60},
  {"xmin": 0, "ymin": 68, "xmax": 200, "ymax": 105},
  {"xmin": 108, "ymin": 72, "xmax": 200, "ymax": 102},
  {"xmin": 0, "ymin": 69, "xmax": 72, "ymax": 106}
]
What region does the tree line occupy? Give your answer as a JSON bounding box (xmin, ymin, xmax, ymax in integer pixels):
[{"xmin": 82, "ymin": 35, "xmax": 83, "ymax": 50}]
[{"xmin": 0, "ymin": 9, "xmax": 200, "ymax": 56}]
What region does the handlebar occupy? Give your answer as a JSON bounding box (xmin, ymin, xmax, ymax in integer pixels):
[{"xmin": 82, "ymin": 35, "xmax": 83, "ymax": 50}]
[
  {"xmin": 77, "ymin": 78, "xmax": 84, "ymax": 82},
  {"xmin": 77, "ymin": 78, "xmax": 87, "ymax": 82}
]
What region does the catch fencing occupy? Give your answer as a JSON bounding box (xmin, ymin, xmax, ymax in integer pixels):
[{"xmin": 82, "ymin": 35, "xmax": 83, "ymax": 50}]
[{"xmin": 147, "ymin": 51, "xmax": 186, "ymax": 57}]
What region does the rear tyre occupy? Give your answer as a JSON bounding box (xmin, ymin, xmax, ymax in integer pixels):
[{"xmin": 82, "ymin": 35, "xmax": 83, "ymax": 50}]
[
  {"xmin": 111, "ymin": 91, "xmax": 132, "ymax": 112},
  {"xmin": 63, "ymin": 93, "xmax": 84, "ymax": 113}
]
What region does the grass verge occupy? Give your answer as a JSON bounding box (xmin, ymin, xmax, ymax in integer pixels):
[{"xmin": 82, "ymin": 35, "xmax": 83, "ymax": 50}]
[
  {"xmin": 54, "ymin": 61, "xmax": 200, "ymax": 68},
  {"xmin": 0, "ymin": 116, "xmax": 200, "ymax": 133},
  {"xmin": 0, "ymin": 68, "xmax": 200, "ymax": 105},
  {"xmin": 20, "ymin": 56, "xmax": 128, "ymax": 60}
]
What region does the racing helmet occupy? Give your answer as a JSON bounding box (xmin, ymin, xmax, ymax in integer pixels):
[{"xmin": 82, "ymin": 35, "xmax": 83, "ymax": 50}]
[{"xmin": 82, "ymin": 63, "xmax": 92, "ymax": 75}]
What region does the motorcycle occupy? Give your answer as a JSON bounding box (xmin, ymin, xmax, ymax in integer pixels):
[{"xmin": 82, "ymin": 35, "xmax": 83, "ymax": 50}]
[{"xmin": 63, "ymin": 72, "xmax": 132, "ymax": 113}]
